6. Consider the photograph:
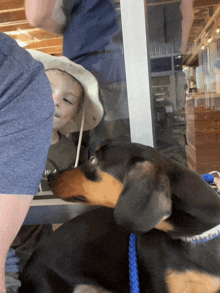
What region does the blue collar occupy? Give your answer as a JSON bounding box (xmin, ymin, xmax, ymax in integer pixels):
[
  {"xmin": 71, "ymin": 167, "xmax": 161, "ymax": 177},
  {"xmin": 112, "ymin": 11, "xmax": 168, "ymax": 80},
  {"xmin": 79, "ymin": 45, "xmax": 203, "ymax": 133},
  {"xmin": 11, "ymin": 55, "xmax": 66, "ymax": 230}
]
[
  {"xmin": 180, "ymin": 224, "xmax": 220, "ymax": 243},
  {"xmin": 128, "ymin": 225, "xmax": 220, "ymax": 293}
]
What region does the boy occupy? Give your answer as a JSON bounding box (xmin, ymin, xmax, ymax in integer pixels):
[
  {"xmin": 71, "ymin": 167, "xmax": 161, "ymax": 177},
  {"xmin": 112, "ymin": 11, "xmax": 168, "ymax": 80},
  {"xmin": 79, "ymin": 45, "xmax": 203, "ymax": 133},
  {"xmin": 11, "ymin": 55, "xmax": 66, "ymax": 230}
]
[{"xmin": 30, "ymin": 50, "xmax": 104, "ymax": 188}]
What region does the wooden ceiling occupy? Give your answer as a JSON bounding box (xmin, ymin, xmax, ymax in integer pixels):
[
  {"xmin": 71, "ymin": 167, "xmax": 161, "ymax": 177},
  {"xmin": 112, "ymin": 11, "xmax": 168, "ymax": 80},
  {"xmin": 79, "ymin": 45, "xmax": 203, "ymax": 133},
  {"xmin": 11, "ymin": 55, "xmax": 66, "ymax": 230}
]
[
  {"xmin": 0, "ymin": 0, "xmax": 219, "ymax": 65},
  {"xmin": 0, "ymin": 0, "xmax": 63, "ymax": 56},
  {"xmin": 184, "ymin": 0, "xmax": 220, "ymax": 65}
]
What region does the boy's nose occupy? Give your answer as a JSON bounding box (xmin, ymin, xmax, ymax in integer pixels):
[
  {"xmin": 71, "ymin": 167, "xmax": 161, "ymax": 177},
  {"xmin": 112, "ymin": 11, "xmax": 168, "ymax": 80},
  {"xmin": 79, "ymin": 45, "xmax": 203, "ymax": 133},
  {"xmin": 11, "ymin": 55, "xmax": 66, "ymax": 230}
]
[{"xmin": 53, "ymin": 94, "xmax": 60, "ymax": 107}]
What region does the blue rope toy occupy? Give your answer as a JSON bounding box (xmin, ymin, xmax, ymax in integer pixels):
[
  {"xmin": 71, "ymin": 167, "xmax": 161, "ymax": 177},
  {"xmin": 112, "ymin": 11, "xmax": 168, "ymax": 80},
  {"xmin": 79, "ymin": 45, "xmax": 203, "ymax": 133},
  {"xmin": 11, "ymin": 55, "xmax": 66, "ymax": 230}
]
[{"xmin": 129, "ymin": 234, "xmax": 140, "ymax": 293}]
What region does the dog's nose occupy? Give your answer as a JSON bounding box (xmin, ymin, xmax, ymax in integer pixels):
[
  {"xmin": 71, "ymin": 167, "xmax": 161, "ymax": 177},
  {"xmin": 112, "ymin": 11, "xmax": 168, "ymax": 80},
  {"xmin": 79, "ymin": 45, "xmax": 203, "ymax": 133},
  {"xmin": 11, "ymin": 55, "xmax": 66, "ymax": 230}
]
[
  {"xmin": 47, "ymin": 165, "xmax": 76, "ymax": 188},
  {"xmin": 47, "ymin": 173, "xmax": 57, "ymax": 187}
]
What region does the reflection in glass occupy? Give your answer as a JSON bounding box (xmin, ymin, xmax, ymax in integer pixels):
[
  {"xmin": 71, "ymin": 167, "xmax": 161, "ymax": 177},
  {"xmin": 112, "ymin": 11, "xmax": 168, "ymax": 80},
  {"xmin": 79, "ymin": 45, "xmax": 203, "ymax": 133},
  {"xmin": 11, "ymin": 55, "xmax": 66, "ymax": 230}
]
[
  {"xmin": 64, "ymin": 0, "xmax": 131, "ymax": 146},
  {"xmin": 185, "ymin": 21, "xmax": 220, "ymax": 174},
  {"xmin": 147, "ymin": 1, "xmax": 187, "ymax": 167}
]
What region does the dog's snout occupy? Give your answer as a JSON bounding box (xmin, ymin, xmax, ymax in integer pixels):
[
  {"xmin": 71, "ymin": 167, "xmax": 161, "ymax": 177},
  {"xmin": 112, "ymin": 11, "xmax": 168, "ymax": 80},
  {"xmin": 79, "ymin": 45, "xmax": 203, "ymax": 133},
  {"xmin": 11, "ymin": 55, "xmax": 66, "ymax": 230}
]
[{"xmin": 47, "ymin": 173, "xmax": 57, "ymax": 187}]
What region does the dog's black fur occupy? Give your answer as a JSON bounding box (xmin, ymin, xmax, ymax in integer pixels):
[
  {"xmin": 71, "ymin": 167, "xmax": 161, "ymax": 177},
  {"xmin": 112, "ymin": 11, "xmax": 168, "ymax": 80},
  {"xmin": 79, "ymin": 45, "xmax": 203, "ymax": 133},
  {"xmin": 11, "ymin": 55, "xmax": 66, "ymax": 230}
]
[{"xmin": 20, "ymin": 142, "xmax": 220, "ymax": 293}]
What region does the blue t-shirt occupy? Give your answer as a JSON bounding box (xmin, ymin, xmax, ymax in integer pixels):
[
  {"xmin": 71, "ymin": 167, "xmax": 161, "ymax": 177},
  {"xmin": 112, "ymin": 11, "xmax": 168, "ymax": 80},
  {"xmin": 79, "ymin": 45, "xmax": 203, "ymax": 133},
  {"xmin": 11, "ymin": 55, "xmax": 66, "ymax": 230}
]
[{"xmin": 0, "ymin": 32, "xmax": 55, "ymax": 195}]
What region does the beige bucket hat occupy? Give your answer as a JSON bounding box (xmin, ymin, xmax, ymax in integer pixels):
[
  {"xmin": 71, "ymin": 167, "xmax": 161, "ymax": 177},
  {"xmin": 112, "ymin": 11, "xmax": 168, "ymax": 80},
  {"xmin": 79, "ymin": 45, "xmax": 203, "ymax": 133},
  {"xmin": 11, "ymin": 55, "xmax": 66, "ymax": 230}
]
[{"xmin": 27, "ymin": 49, "xmax": 104, "ymax": 134}]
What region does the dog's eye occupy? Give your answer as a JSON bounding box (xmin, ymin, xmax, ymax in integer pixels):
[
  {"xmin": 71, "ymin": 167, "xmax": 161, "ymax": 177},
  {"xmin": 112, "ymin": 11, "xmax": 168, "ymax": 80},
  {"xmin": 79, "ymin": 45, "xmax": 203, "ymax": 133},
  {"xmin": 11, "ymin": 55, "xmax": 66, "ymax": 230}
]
[
  {"xmin": 73, "ymin": 196, "xmax": 88, "ymax": 203},
  {"xmin": 89, "ymin": 156, "xmax": 98, "ymax": 165}
]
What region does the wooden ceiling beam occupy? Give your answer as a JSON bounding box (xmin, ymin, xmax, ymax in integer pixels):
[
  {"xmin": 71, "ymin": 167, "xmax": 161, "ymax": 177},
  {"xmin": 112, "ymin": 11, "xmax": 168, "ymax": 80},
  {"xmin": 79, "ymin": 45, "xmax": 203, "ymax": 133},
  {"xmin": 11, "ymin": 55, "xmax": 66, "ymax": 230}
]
[
  {"xmin": 36, "ymin": 46, "xmax": 63, "ymax": 55},
  {"xmin": 26, "ymin": 30, "xmax": 56, "ymax": 40},
  {"xmin": 5, "ymin": 28, "xmax": 56, "ymax": 40},
  {"xmin": 7, "ymin": 32, "xmax": 60, "ymax": 45},
  {"xmin": 0, "ymin": 0, "xmax": 24, "ymax": 11},
  {"xmin": 5, "ymin": 27, "xmax": 45, "ymax": 35},
  {"xmin": 184, "ymin": 5, "xmax": 220, "ymax": 65},
  {"xmin": 25, "ymin": 37, "xmax": 63, "ymax": 49},
  {"xmin": 192, "ymin": 18, "xmax": 207, "ymax": 26},
  {"xmin": 0, "ymin": 9, "xmax": 26, "ymax": 24},
  {"xmin": 188, "ymin": 26, "xmax": 202, "ymax": 35},
  {"xmin": 0, "ymin": 21, "xmax": 32, "ymax": 32},
  {"xmin": 193, "ymin": 0, "xmax": 220, "ymax": 8}
]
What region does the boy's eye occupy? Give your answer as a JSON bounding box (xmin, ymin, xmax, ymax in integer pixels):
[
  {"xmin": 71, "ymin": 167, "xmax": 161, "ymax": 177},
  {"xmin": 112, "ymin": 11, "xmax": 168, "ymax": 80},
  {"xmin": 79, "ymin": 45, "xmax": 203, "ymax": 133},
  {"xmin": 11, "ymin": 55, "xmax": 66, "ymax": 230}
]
[{"xmin": 63, "ymin": 98, "xmax": 73, "ymax": 105}]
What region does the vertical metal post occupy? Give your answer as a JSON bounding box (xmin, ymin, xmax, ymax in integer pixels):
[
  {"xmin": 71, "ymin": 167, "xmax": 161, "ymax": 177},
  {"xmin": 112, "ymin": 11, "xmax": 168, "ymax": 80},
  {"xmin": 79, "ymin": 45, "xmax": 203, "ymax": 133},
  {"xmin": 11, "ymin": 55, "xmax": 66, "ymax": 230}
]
[{"xmin": 120, "ymin": 0, "xmax": 154, "ymax": 147}]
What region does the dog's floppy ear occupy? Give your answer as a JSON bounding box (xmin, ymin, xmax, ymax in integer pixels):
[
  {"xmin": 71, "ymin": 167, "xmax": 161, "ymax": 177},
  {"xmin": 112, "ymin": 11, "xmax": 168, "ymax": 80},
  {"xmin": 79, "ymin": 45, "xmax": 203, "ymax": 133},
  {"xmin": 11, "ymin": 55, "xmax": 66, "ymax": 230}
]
[
  {"xmin": 114, "ymin": 159, "xmax": 172, "ymax": 233},
  {"xmin": 168, "ymin": 161, "xmax": 220, "ymax": 225}
]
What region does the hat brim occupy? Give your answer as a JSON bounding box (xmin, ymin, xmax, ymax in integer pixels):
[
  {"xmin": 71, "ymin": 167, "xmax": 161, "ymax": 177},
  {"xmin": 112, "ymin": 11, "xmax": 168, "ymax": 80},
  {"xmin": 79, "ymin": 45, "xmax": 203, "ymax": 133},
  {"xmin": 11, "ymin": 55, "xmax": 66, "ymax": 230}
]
[{"xmin": 27, "ymin": 49, "xmax": 104, "ymax": 133}]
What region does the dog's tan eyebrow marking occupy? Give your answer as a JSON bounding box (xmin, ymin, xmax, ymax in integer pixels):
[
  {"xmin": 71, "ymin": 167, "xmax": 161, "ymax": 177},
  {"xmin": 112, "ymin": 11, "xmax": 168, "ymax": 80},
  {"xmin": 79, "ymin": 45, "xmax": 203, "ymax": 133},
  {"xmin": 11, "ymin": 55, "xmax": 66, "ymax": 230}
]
[
  {"xmin": 139, "ymin": 161, "xmax": 156, "ymax": 174},
  {"xmin": 166, "ymin": 269, "xmax": 220, "ymax": 293}
]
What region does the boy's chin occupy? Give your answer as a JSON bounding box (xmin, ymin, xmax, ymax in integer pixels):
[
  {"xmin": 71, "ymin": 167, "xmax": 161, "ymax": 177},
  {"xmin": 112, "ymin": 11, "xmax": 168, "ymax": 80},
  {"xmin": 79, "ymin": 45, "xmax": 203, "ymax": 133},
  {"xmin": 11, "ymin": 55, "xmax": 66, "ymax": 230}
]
[
  {"xmin": 52, "ymin": 124, "xmax": 70, "ymax": 134},
  {"xmin": 53, "ymin": 120, "xmax": 64, "ymax": 131},
  {"xmin": 53, "ymin": 117, "xmax": 73, "ymax": 133}
]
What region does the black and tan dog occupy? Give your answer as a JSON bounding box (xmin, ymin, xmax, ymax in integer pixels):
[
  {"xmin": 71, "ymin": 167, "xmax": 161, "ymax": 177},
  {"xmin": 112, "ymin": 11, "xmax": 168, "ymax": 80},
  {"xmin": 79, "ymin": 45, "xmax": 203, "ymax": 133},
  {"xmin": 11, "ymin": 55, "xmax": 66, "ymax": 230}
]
[{"xmin": 20, "ymin": 142, "xmax": 220, "ymax": 293}]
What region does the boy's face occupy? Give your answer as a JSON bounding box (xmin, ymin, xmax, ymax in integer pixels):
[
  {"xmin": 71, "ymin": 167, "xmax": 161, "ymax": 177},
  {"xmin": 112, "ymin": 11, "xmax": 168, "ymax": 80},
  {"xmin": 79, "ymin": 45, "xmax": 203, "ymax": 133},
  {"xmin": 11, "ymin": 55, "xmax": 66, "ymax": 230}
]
[{"xmin": 46, "ymin": 69, "xmax": 83, "ymax": 131}]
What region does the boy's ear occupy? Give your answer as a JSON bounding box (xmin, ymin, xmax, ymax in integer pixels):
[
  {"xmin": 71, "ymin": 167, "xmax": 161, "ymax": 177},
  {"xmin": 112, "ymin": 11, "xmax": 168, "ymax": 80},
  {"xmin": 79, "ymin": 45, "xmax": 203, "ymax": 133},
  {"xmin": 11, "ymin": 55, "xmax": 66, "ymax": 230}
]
[{"xmin": 114, "ymin": 160, "xmax": 172, "ymax": 233}]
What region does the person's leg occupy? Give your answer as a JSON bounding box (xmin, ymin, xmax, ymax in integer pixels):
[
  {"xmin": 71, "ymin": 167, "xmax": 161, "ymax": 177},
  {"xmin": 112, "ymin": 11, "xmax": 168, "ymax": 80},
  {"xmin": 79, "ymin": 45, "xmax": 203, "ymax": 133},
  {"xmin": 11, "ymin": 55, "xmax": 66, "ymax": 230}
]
[{"xmin": 0, "ymin": 194, "xmax": 33, "ymax": 292}]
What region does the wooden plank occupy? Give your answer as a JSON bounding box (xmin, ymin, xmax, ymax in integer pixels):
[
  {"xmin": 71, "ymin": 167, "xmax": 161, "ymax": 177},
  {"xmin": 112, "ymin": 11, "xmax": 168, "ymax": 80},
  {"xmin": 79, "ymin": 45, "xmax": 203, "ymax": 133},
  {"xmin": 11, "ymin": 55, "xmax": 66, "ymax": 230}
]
[
  {"xmin": 193, "ymin": 0, "xmax": 220, "ymax": 8},
  {"xmin": 27, "ymin": 30, "xmax": 56, "ymax": 40},
  {"xmin": 192, "ymin": 18, "xmax": 207, "ymax": 26},
  {"xmin": 25, "ymin": 37, "xmax": 63, "ymax": 49},
  {"xmin": 188, "ymin": 27, "xmax": 202, "ymax": 36},
  {"xmin": 37, "ymin": 45, "xmax": 63, "ymax": 55},
  {"xmin": 193, "ymin": 7, "xmax": 209, "ymax": 19},
  {"xmin": 0, "ymin": 0, "xmax": 24, "ymax": 11},
  {"xmin": 0, "ymin": 9, "xmax": 26, "ymax": 23},
  {"xmin": 6, "ymin": 27, "xmax": 46, "ymax": 36},
  {"xmin": 0, "ymin": 21, "xmax": 32, "ymax": 32},
  {"xmin": 184, "ymin": 6, "xmax": 220, "ymax": 65},
  {"xmin": 6, "ymin": 29, "xmax": 56, "ymax": 43}
]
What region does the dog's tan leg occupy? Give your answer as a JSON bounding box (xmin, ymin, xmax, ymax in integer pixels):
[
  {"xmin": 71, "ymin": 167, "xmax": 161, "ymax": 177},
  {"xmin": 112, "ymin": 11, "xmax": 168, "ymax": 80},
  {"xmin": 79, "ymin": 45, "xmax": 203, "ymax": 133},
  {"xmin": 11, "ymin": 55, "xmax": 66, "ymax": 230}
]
[{"xmin": 73, "ymin": 284, "xmax": 114, "ymax": 293}]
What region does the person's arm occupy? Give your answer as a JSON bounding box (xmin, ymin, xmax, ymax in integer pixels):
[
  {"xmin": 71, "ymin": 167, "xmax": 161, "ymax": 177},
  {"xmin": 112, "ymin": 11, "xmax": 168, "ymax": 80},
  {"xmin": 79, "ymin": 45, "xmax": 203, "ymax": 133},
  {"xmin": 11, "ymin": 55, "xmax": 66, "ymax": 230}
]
[
  {"xmin": 25, "ymin": 0, "xmax": 68, "ymax": 35},
  {"xmin": 0, "ymin": 195, "xmax": 33, "ymax": 293},
  {"xmin": 0, "ymin": 32, "xmax": 55, "ymax": 292}
]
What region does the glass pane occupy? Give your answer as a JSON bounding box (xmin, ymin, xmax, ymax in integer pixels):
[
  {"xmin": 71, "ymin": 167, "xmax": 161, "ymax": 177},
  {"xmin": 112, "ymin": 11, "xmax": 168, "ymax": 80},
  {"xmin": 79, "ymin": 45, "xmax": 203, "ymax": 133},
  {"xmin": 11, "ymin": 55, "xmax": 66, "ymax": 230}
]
[
  {"xmin": 185, "ymin": 37, "xmax": 220, "ymax": 175},
  {"xmin": 174, "ymin": 55, "xmax": 183, "ymax": 71},
  {"xmin": 34, "ymin": 0, "xmax": 131, "ymax": 196},
  {"xmin": 151, "ymin": 57, "xmax": 172, "ymax": 72},
  {"xmin": 146, "ymin": 0, "xmax": 220, "ymax": 176},
  {"xmin": 147, "ymin": 1, "xmax": 187, "ymax": 168},
  {"xmin": 66, "ymin": 0, "xmax": 131, "ymax": 152}
]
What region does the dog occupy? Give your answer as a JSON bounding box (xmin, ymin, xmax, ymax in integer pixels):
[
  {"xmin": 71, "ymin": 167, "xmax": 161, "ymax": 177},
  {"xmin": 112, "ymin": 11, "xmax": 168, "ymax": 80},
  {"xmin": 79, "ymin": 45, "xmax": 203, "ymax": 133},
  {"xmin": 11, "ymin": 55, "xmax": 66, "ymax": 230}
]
[{"xmin": 20, "ymin": 142, "xmax": 220, "ymax": 293}]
